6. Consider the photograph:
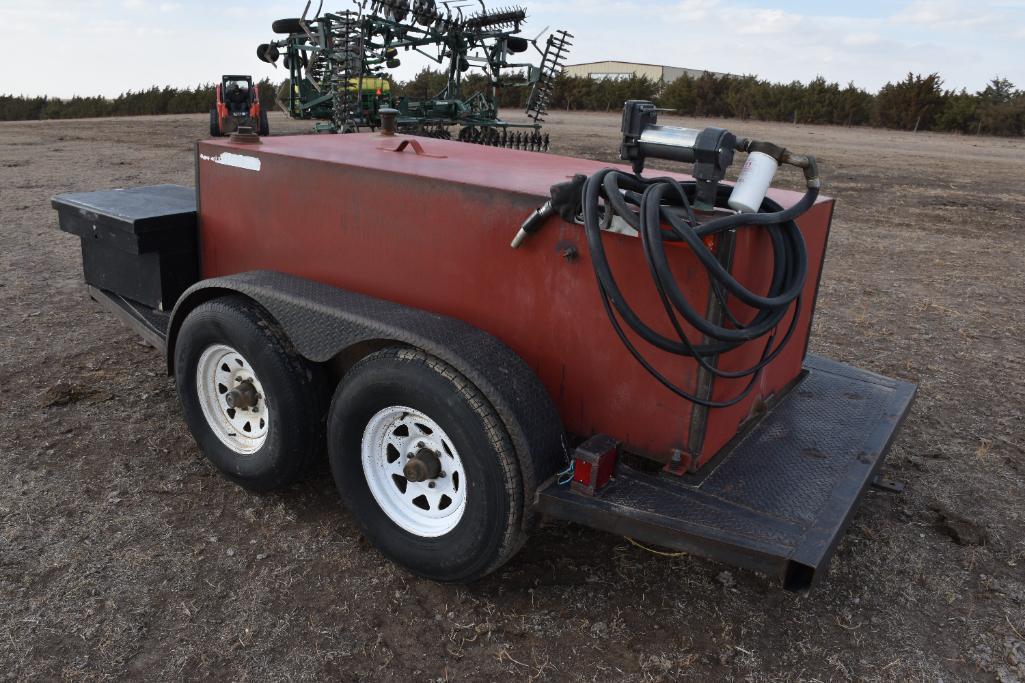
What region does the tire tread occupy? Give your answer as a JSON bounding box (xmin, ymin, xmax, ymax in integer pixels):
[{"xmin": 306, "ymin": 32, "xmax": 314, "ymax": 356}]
[{"xmin": 335, "ymin": 346, "xmax": 526, "ymax": 580}]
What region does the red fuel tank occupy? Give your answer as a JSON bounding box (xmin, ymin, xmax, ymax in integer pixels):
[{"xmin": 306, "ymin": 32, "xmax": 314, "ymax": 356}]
[{"xmin": 195, "ymin": 133, "xmax": 832, "ymax": 469}]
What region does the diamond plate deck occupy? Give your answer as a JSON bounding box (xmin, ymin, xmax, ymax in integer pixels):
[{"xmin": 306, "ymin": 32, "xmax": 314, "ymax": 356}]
[{"xmin": 536, "ymin": 356, "xmax": 917, "ymax": 592}]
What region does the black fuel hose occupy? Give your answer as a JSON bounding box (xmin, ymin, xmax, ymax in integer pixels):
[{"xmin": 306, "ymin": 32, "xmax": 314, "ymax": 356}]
[{"xmin": 581, "ymin": 169, "xmax": 817, "ymax": 408}]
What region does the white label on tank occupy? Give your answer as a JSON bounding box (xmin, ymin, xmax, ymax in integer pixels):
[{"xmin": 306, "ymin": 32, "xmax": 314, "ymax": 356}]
[{"xmin": 199, "ymin": 152, "xmax": 262, "ymax": 172}]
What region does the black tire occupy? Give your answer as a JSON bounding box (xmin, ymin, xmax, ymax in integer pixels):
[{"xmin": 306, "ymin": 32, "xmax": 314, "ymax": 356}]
[
  {"xmin": 175, "ymin": 296, "xmax": 326, "ymax": 492},
  {"xmin": 209, "ymin": 108, "xmax": 221, "ymax": 137},
  {"xmin": 327, "ymin": 347, "xmax": 525, "ymax": 582},
  {"xmin": 257, "ymin": 43, "xmax": 280, "ymax": 64},
  {"xmin": 386, "ymin": 0, "xmax": 410, "ymax": 22},
  {"xmin": 506, "ymin": 37, "xmax": 529, "ymax": 53},
  {"xmin": 259, "ymin": 109, "xmax": 270, "ymax": 137},
  {"xmin": 272, "ymin": 18, "xmax": 304, "ymax": 34}
]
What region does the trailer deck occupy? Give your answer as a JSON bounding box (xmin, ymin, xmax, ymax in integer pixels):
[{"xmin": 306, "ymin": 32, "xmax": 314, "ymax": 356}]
[{"xmin": 538, "ymin": 355, "xmax": 915, "ymax": 591}]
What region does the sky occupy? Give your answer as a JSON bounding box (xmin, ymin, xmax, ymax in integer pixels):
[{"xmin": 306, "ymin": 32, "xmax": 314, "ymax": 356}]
[{"xmin": 1, "ymin": 0, "xmax": 1023, "ymax": 98}]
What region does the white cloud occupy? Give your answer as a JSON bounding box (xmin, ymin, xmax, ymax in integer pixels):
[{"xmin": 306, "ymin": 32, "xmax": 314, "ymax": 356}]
[
  {"xmin": 843, "ymin": 32, "xmax": 881, "ymax": 46},
  {"xmin": 734, "ymin": 8, "xmax": 803, "ymax": 35},
  {"xmin": 890, "ymin": 0, "xmax": 998, "ymax": 28}
]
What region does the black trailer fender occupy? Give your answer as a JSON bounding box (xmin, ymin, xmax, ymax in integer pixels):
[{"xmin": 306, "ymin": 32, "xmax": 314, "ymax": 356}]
[{"xmin": 167, "ymin": 270, "xmax": 568, "ymax": 524}]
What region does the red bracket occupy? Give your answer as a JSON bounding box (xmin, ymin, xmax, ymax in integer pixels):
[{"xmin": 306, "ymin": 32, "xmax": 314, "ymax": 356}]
[
  {"xmin": 377, "ymin": 138, "xmax": 447, "ymax": 159},
  {"xmin": 662, "ymin": 449, "xmax": 698, "ymax": 477}
]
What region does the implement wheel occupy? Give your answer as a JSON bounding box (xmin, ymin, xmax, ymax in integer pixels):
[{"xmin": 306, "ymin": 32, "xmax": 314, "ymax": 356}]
[
  {"xmin": 327, "ymin": 347, "xmax": 525, "ymax": 582},
  {"xmin": 272, "ymin": 18, "xmax": 304, "ymax": 34}
]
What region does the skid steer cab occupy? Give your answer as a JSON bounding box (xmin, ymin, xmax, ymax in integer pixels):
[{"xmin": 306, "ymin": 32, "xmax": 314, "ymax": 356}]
[
  {"xmin": 211, "ymin": 75, "xmax": 269, "ymax": 137},
  {"xmin": 51, "ymin": 101, "xmax": 916, "ymax": 593}
]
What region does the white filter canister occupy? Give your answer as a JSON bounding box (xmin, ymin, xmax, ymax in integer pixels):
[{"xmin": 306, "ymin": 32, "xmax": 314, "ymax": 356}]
[{"xmin": 728, "ymin": 151, "xmax": 779, "ymax": 213}]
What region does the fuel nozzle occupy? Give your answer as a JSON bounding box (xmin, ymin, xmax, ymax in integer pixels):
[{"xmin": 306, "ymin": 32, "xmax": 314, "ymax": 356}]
[
  {"xmin": 511, "ymin": 201, "xmax": 555, "ymax": 249},
  {"xmin": 510, "ymin": 174, "xmax": 588, "ymax": 249}
]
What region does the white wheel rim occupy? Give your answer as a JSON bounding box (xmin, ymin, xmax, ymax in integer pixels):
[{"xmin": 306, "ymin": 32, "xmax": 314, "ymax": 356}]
[
  {"xmin": 361, "ymin": 406, "xmax": 467, "ymax": 538},
  {"xmin": 196, "ymin": 344, "xmax": 270, "ymax": 455}
]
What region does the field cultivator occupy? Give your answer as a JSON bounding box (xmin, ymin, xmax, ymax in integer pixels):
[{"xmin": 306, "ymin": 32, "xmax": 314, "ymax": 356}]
[{"xmin": 257, "ymin": 1, "xmax": 571, "ymax": 148}]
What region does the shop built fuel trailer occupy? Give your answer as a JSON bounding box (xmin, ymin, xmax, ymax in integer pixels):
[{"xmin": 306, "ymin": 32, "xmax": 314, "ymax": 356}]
[{"xmin": 52, "ymin": 102, "xmax": 915, "ymax": 591}]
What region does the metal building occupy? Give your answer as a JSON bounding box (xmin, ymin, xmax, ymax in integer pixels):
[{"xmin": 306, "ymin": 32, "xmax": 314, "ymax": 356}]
[{"xmin": 563, "ymin": 61, "xmax": 727, "ymax": 83}]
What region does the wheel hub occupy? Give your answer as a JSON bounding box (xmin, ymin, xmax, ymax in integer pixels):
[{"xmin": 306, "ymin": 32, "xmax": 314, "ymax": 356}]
[
  {"xmin": 225, "ymin": 380, "xmax": 260, "ymax": 410},
  {"xmin": 403, "ymin": 447, "xmax": 442, "ymax": 483}
]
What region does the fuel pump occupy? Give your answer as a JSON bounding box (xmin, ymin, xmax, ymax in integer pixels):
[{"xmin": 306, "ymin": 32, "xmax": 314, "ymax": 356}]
[{"xmin": 513, "ymin": 101, "xmax": 822, "ymax": 408}]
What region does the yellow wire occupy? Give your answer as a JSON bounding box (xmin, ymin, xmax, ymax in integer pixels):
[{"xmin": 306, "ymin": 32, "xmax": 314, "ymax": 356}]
[{"xmin": 624, "ymin": 536, "xmax": 688, "ymax": 558}]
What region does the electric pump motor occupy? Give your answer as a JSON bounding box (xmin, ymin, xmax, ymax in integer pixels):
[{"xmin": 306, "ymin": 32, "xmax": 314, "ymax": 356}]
[
  {"xmin": 618, "ymin": 100, "xmax": 821, "ymax": 214},
  {"xmin": 620, "ymin": 100, "xmax": 737, "ymax": 211}
]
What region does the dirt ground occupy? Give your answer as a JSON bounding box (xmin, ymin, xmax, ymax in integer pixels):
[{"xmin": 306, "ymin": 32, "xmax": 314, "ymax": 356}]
[{"xmin": 1, "ymin": 110, "xmax": 1024, "ymax": 681}]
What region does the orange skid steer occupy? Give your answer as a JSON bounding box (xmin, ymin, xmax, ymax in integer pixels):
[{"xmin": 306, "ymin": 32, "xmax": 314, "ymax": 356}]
[{"xmin": 211, "ymin": 75, "xmax": 269, "ymax": 137}]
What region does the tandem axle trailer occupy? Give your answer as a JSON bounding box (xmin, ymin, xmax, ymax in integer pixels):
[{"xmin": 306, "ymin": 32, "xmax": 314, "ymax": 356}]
[{"xmin": 53, "ymin": 106, "xmax": 915, "ymax": 591}]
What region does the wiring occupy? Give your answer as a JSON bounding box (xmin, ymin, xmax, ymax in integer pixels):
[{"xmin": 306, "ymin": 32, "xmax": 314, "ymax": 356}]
[
  {"xmin": 624, "ymin": 536, "xmax": 688, "ymax": 558},
  {"xmin": 556, "ymin": 461, "xmax": 575, "ymax": 486}
]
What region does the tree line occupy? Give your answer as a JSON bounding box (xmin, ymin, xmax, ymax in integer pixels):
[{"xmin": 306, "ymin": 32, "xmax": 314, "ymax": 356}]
[
  {"xmin": 0, "ymin": 80, "xmax": 278, "ymax": 122},
  {"xmin": 398, "ymin": 70, "xmax": 1024, "ymax": 137},
  {"xmin": 3, "ymin": 72, "xmax": 1022, "ymax": 137}
]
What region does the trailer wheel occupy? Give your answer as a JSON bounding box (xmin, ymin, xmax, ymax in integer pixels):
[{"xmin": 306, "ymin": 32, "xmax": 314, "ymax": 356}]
[
  {"xmin": 209, "ymin": 108, "xmax": 221, "ymax": 137},
  {"xmin": 174, "ymin": 296, "xmax": 325, "ymax": 492},
  {"xmin": 327, "ymin": 347, "xmax": 524, "ymax": 582}
]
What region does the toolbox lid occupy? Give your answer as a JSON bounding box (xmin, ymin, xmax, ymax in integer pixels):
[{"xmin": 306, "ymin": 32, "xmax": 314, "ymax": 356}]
[
  {"xmin": 52, "ymin": 185, "xmax": 196, "ymax": 233},
  {"xmin": 52, "ymin": 184, "xmax": 196, "ymax": 255}
]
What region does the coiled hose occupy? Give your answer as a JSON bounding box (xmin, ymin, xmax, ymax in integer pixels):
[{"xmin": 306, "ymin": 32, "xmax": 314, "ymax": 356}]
[{"xmin": 581, "ymin": 169, "xmax": 818, "ymax": 408}]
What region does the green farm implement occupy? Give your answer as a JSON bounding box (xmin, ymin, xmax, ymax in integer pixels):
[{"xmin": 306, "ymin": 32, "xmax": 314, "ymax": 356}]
[{"xmin": 257, "ymin": 0, "xmax": 571, "ymax": 149}]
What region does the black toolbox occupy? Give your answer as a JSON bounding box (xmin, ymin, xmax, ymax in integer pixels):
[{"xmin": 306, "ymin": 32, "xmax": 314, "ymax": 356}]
[{"xmin": 52, "ymin": 185, "xmax": 198, "ymax": 311}]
